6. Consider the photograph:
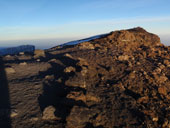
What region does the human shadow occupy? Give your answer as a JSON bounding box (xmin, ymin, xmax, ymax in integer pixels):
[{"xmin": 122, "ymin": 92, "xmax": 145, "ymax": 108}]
[{"xmin": 0, "ymin": 57, "xmax": 11, "ymax": 128}]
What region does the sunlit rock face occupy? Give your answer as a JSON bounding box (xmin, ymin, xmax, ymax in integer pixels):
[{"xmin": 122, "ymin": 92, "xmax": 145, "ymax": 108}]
[{"xmin": 0, "ymin": 45, "xmax": 35, "ymax": 56}]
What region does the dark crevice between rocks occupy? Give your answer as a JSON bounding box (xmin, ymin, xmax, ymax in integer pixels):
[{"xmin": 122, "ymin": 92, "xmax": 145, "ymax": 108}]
[
  {"xmin": 84, "ymin": 122, "xmax": 104, "ymax": 128},
  {"xmin": 98, "ymin": 64, "xmax": 110, "ymax": 71},
  {"xmin": 124, "ymin": 88, "xmax": 141, "ymax": 100}
]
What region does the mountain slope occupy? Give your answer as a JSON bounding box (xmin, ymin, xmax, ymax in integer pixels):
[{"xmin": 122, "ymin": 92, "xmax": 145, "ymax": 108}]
[
  {"xmin": 0, "ymin": 27, "xmax": 170, "ymax": 128},
  {"xmin": 59, "ymin": 33, "xmax": 108, "ymax": 47}
]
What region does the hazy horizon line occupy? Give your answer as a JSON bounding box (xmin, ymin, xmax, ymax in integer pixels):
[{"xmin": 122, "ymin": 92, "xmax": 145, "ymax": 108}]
[
  {"xmin": 1, "ymin": 16, "xmax": 170, "ymax": 41},
  {"xmin": 0, "ymin": 33, "xmax": 169, "ymax": 49}
]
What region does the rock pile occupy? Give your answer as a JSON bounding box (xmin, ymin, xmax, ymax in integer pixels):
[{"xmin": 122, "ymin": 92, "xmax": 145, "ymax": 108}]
[{"xmin": 38, "ymin": 27, "xmax": 170, "ymax": 128}]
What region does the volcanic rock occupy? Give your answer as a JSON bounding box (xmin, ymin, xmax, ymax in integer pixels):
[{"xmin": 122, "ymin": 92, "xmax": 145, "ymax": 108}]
[
  {"xmin": 64, "ymin": 66, "xmax": 76, "ymax": 73},
  {"xmin": 1, "ymin": 27, "xmax": 170, "ymax": 128},
  {"xmin": 5, "ymin": 67, "xmax": 16, "ymax": 74},
  {"xmin": 39, "ymin": 27, "xmax": 170, "ymax": 128},
  {"xmin": 42, "ymin": 106, "xmax": 58, "ymax": 120},
  {"xmin": 78, "ymin": 42, "xmax": 95, "ymax": 50},
  {"xmin": 34, "ymin": 49, "xmax": 46, "ymax": 59},
  {"xmin": 19, "ymin": 62, "xmax": 27, "ymax": 66}
]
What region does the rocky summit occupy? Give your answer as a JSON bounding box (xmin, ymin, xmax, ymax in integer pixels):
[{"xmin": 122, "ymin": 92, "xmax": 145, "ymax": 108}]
[{"xmin": 0, "ymin": 27, "xmax": 170, "ymax": 128}]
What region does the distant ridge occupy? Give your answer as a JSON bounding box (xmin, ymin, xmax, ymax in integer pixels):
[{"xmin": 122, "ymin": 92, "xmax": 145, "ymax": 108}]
[{"xmin": 0, "ymin": 45, "xmax": 35, "ymax": 56}]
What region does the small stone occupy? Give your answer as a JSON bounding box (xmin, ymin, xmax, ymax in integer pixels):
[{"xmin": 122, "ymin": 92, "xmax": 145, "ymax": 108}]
[
  {"xmin": 81, "ymin": 67, "xmax": 88, "ymax": 76},
  {"xmin": 94, "ymin": 43, "xmax": 101, "ymax": 48},
  {"xmin": 64, "ymin": 53, "xmax": 73, "ymax": 59},
  {"xmin": 42, "ymin": 106, "xmax": 58, "ymax": 120},
  {"xmin": 143, "ymin": 71, "xmax": 147, "ymax": 75},
  {"xmin": 19, "ymin": 62, "xmax": 27, "ymax": 66},
  {"xmin": 5, "ymin": 67, "xmax": 16, "ymax": 74},
  {"xmin": 19, "ymin": 52, "xmax": 24, "ymax": 55},
  {"xmin": 159, "ymin": 64, "xmax": 165, "ymax": 69},
  {"xmin": 164, "ymin": 60, "xmax": 170, "ymax": 66},
  {"xmin": 56, "ymin": 77, "xmax": 62, "ymax": 83},
  {"xmin": 86, "ymin": 94, "xmax": 101, "ymax": 102},
  {"xmin": 129, "ymin": 71, "xmax": 136, "ymax": 79},
  {"xmin": 118, "ymin": 55, "xmax": 129, "ymax": 61},
  {"xmin": 152, "ymin": 117, "xmax": 158, "ymax": 122},
  {"xmin": 78, "ymin": 42, "xmax": 95, "ymax": 50},
  {"xmin": 34, "ymin": 49, "xmax": 45, "ymax": 59},
  {"xmin": 48, "ymin": 59, "xmax": 64, "ymax": 66},
  {"xmin": 136, "ymin": 62, "xmax": 141, "ymax": 65},
  {"xmin": 10, "ymin": 110, "xmax": 18, "ymax": 118},
  {"xmin": 109, "ymin": 66, "xmax": 115, "ymax": 72},
  {"xmin": 158, "ymin": 86, "xmax": 167, "ymax": 95},
  {"xmin": 5, "ymin": 55, "xmax": 11, "ymax": 58},
  {"xmin": 48, "ymin": 59, "xmax": 57, "ymax": 63},
  {"xmin": 34, "ymin": 84, "xmax": 41, "ymax": 89},
  {"xmin": 45, "ymin": 75, "xmax": 55, "ymax": 80},
  {"xmin": 158, "ymin": 75, "xmax": 168, "ymax": 83},
  {"xmin": 36, "ymin": 59, "xmax": 40, "ymax": 62},
  {"xmin": 154, "ymin": 75, "xmax": 168, "ymax": 84},
  {"xmin": 64, "ymin": 66, "xmax": 76, "ymax": 73},
  {"xmin": 128, "ymin": 62, "xmax": 133, "ymax": 67},
  {"xmin": 116, "ymin": 83, "xmax": 125, "ymax": 91},
  {"xmin": 77, "ymin": 58, "xmax": 89, "ymax": 66},
  {"xmin": 131, "ymin": 57, "xmax": 135, "ymax": 60},
  {"xmin": 162, "ymin": 120, "xmax": 169, "ymax": 127},
  {"xmin": 137, "ymin": 96, "xmax": 148, "ymax": 103},
  {"xmin": 155, "ymin": 68, "xmax": 162, "ymax": 74},
  {"xmin": 30, "ymin": 117, "xmax": 39, "ymax": 122}
]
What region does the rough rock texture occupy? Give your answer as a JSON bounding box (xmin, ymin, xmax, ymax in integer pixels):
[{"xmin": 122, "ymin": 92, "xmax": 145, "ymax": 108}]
[
  {"xmin": 42, "ymin": 106, "xmax": 59, "ymax": 120},
  {"xmin": 39, "ymin": 27, "xmax": 170, "ymax": 128},
  {"xmin": 5, "ymin": 67, "xmax": 16, "ymax": 74},
  {"xmin": 34, "ymin": 49, "xmax": 46, "ymax": 59},
  {"xmin": 0, "ymin": 27, "xmax": 170, "ymax": 128}
]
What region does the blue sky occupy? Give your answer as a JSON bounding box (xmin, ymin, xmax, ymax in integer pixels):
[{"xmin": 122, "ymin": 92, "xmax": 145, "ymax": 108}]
[{"xmin": 0, "ymin": 0, "xmax": 170, "ymax": 48}]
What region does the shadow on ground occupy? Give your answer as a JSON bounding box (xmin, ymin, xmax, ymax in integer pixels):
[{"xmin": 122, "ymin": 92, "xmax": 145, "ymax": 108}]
[
  {"xmin": 0, "ymin": 57, "xmax": 11, "ymax": 128},
  {"xmin": 38, "ymin": 53, "xmax": 87, "ymax": 125}
]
